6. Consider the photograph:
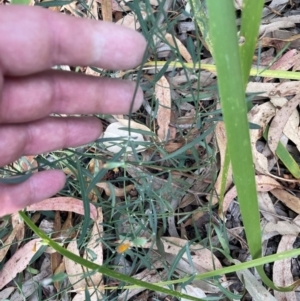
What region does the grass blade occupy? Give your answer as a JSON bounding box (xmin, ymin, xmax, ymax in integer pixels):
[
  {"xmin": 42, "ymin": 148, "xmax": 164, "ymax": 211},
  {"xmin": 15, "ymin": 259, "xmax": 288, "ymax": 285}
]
[
  {"xmin": 205, "ymin": 0, "xmax": 300, "ymax": 292},
  {"xmin": 239, "ymin": 0, "xmax": 265, "ymax": 85},
  {"xmin": 19, "ymin": 211, "xmax": 208, "ymax": 301}
]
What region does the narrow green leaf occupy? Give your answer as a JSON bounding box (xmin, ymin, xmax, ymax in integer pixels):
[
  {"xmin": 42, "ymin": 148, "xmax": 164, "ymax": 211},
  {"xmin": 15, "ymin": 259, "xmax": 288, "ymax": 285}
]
[
  {"xmin": 205, "ymin": 0, "xmax": 261, "ymax": 261},
  {"xmin": 10, "ymin": 0, "xmax": 31, "ymax": 5},
  {"xmin": 205, "ymin": 0, "xmax": 298, "ymax": 292},
  {"xmin": 35, "ymin": 0, "xmax": 75, "ymax": 7},
  {"xmin": 76, "ymin": 160, "xmax": 90, "ymax": 248},
  {"xmin": 263, "ymin": 127, "xmax": 300, "ymax": 179},
  {"xmin": 144, "ymin": 61, "xmax": 300, "ymax": 80},
  {"xmin": 19, "ymin": 211, "xmax": 206, "ymax": 301},
  {"xmin": 21, "ymin": 208, "xmax": 300, "ymax": 293},
  {"xmin": 274, "ymin": 143, "xmax": 300, "ymax": 179},
  {"xmin": 189, "ymin": 0, "xmax": 213, "ymax": 55},
  {"xmin": 0, "ymin": 173, "xmax": 32, "ymax": 184},
  {"xmin": 239, "ymin": 0, "xmax": 265, "ymax": 86}
]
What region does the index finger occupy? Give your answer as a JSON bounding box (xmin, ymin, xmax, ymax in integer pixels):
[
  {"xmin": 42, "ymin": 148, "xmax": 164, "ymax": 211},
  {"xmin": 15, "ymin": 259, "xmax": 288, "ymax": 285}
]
[{"xmin": 0, "ymin": 6, "xmax": 147, "ymax": 75}]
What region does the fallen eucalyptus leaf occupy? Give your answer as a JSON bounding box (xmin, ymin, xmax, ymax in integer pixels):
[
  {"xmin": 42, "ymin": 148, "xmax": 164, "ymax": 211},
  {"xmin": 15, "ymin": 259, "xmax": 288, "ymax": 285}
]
[
  {"xmin": 268, "ymin": 94, "xmax": 300, "ymax": 153},
  {"xmin": 234, "ymin": 259, "xmax": 277, "ymax": 301},
  {"xmin": 223, "ymin": 175, "xmax": 282, "ymax": 213},
  {"xmin": 273, "ymin": 215, "xmax": 300, "ymax": 301},
  {"xmin": 102, "ymin": 122, "xmax": 146, "ymax": 153},
  {"xmin": 155, "ymin": 75, "xmax": 172, "ymax": 141}
]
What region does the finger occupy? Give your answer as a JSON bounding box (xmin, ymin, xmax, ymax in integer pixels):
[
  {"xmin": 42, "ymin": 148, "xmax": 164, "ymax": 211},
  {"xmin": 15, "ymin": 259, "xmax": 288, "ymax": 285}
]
[
  {"xmin": 0, "ymin": 170, "xmax": 65, "ymax": 217},
  {"xmin": 0, "ymin": 117, "xmax": 102, "ymax": 167},
  {"xmin": 0, "ymin": 6, "xmax": 147, "ymax": 76},
  {"xmin": 1, "ymin": 70, "xmax": 143, "ymax": 123}
]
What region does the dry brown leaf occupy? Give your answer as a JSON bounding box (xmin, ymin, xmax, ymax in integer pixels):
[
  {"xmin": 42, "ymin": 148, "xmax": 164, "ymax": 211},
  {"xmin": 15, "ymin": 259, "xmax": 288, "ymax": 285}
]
[
  {"xmin": 264, "ymin": 220, "xmax": 300, "ymax": 236},
  {"xmin": 270, "ymin": 96, "xmax": 300, "ymax": 162},
  {"xmin": 63, "ymin": 2, "xmax": 83, "ymax": 17},
  {"xmin": 222, "ymin": 175, "xmax": 282, "ymax": 213},
  {"xmin": 53, "ymin": 211, "xmax": 62, "ymax": 236},
  {"xmin": 88, "ymin": 158, "xmax": 104, "ymax": 175},
  {"xmin": 0, "ymin": 239, "xmax": 44, "ymax": 290},
  {"xmin": 48, "ymin": 6, "xmax": 61, "ymax": 12},
  {"xmin": 292, "ymin": 54, "xmax": 300, "ymax": 71},
  {"xmin": 64, "ymin": 240, "xmax": 86, "ymax": 290},
  {"xmin": 164, "ymin": 141, "xmax": 185, "ymax": 153},
  {"xmin": 15, "ymin": 155, "xmax": 38, "ymax": 173},
  {"xmin": 114, "ymin": 117, "xmax": 154, "ymax": 135},
  {"xmin": 51, "ymin": 211, "xmax": 63, "ymax": 286},
  {"xmin": 96, "ymin": 182, "xmax": 134, "ymax": 196},
  {"xmin": 0, "ymin": 287, "xmax": 15, "ymax": 300},
  {"xmin": 248, "ymin": 102, "xmax": 276, "ymax": 174},
  {"xmin": 211, "ymin": 122, "xmax": 233, "ymax": 205},
  {"xmin": 0, "ymin": 223, "xmax": 23, "ymax": 263},
  {"xmin": 84, "ymin": 208, "xmax": 103, "ymax": 287},
  {"xmin": 101, "ymin": 0, "xmax": 112, "ymax": 22},
  {"xmin": 116, "ymin": 236, "xmax": 225, "ymax": 294},
  {"xmin": 263, "ymin": 220, "xmax": 300, "ymax": 236},
  {"xmin": 254, "ymin": 48, "xmax": 276, "ymax": 66},
  {"xmin": 85, "ymin": 67, "xmax": 101, "ymax": 76},
  {"xmin": 273, "ymin": 215, "xmax": 300, "ymax": 301},
  {"xmin": 117, "ymin": 268, "xmax": 167, "ymax": 301},
  {"xmin": 87, "ymin": 0, "xmax": 98, "ymax": 20},
  {"xmin": 262, "ymin": 0, "xmax": 289, "ymax": 17},
  {"xmin": 143, "ymin": 237, "xmax": 226, "ymax": 281},
  {"xmin": 235, "ymin": 259, "xmax": 278, "ymax": 301},
  {"xmin": 264, "ymin": 49, "xmax": 299, "ymax": 82},
  {"xmin": 102, "ymin": 121, "xmax": 146, "ymax": 153},
  {"xmin": 60, "ymin": 211, "xmax": 75, "ymax": 241},
  {"xmin": 53, "ymin": 261, "xmax": 65, "ymax": 292},
  {"xmin": 169, "ymin": 110, "xmax": 177, "ymax": 140},
  {"xmin": 155, "ymin": 75, "xmax": 172, "ymax": 141},
  {"xmin": 266, "ymin": 14, "xmax": 300, "ymax": 24},
  {"xmin": 11, "ymin": 213, "xmax": 24, "ymax": 245},
  {"xmin": 271, "ymin": 189, "xmax": 300, "ymax": 214},
  {"xmin": 116, "ymin": 11, "xmax": 147, "ymax": 30},
  {"xmin": 183, "ymin": 210, "xmax": 205, "ymax": 227},
  {"xmin": 8, "ymin": 260, "xmax": 51, "ymax": 301},
  {"xmin": 65, "ymin": 209, "xmax": 104, "ymax": 298},
  {"xmin": 260, "ymin": 34, "xmax": 300, "ymax": 51},
  {"xmin": 268, "ymin": 94, "xmax": 300, "ymax": 153},
  {"xmin": 270, "ymin": 97, "xmax": 300, "ymax": 152},
  {"xmin": 96, "ymin": 0, "xmax": 131, "ymax": 12},
  {"xmin": 180, "ymin": 285, "xmax": 206, "ymax": 300},
  {"xmin": 27, "ymin": 197, "xmax": 98, "ymax": 221},
  {"xmin": 257, "ymin": 192, "xmax": 278, "ymax": 223},
  {"xmin": 259, "ymin": 20, "xmax": 295, "ymax": 37},
  {"xmin": 283, "ymin": 110, "xmax": 300, "ymax": 152},
  {"xmin": 165, "ymin": 33, "xmax": 192, "ymax": 63},
  {"xmin": 113, "ymin": 114, "xmax": 124, "ymax": 120},
  {"xmin": 164, "ymin": 253, "xmax": 220, "ymax": 293},
  {"xmin": 246, "ymin": 81, "xmax": 300, "ymax": 97}
]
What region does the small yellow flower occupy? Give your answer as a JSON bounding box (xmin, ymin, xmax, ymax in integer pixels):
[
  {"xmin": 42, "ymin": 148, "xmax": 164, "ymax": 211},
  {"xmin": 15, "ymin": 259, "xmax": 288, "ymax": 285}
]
[
  {"xmin": 113, "ymin": 167, "xmax": 119, "ymax": 174},
  {"xmin": 116, "ymin": 242, "xmax": 131, "ymax": 254}
]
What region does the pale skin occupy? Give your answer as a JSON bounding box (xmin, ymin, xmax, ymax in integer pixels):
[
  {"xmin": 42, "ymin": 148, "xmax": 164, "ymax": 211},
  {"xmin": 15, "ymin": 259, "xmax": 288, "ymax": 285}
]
[{"xmin": 0, "ymin": 5, "xmax": 147, "ymax": 217}]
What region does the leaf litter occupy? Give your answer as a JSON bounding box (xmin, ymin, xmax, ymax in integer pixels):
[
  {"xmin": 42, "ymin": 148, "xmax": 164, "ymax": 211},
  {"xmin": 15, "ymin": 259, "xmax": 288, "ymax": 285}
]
[{"xmin": 3, "ymin": 0, "xmax": 300, "ymax": 300}]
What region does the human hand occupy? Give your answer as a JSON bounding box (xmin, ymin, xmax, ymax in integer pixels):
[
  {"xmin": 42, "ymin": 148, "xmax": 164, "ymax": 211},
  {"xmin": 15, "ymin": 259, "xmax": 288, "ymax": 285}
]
[{"xmin": 0, "ymin": 5, "xmax": 146, "ymax": 216}]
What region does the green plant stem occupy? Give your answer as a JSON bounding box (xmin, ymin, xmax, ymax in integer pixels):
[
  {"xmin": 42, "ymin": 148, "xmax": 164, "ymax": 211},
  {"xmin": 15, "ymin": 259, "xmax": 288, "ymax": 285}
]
[
  {"xmin": 19, "ymin": 211, "xmax": 205, "ymax": 301},
  {"xmin": 143, "ymin": 61, "xmax": 300, "ymax": 80},
  {"xmin": 20, "ymin": 210, "xmax": 300, "ymax": 293},
  {"xmin": 205, "ymin": 0, "xmax": 298, "ymax": 292}
]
